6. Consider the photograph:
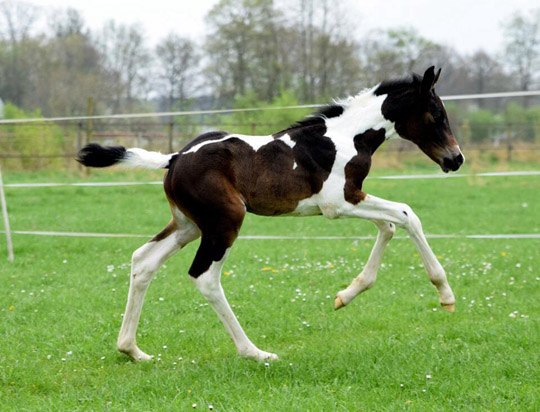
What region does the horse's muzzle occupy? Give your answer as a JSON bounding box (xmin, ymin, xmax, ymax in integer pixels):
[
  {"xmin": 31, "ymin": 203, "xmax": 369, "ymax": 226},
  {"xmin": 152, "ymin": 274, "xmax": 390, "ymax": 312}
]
[{"xmin": 442, "ymin": 153, "xmax": 464, "ymax": 173}]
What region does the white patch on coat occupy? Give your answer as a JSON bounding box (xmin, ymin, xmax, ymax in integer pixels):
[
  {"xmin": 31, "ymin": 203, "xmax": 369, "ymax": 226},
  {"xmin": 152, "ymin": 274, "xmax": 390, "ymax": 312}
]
[
  {"xmin": 183, "ymin": 133, "xmax": 297, "ymax": 155},
  {"xmin": 183, "ymin": 134, "xmax": 274, "ymax": 154},
  {"xmin": 191, "ymin": 248, "xmax": 278, "ymax": 361},
  {"xmin": 279, "ymin": 134, "xmax": 296, "ymax": 149},
  {"xmin": 293, "ymin": 89, "xmax": 395, "ymax": 218}
]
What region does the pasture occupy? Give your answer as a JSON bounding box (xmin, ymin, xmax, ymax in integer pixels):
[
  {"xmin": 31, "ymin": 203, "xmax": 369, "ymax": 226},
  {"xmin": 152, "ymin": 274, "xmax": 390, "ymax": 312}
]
[{"xmin": 1, "ymin": 168, "xmax": 539, "ymax": 410}]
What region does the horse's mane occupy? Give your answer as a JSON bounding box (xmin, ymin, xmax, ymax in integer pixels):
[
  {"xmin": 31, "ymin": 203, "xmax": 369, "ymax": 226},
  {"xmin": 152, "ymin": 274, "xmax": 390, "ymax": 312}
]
[
  {"xmin": 374, "ymin": 73, "xmax": 422, "ymax": 96},
  {"xmin": 276, "ymin": 73, "xmax": 422, "ymax": 136},
  {"xmin": 275, "ymin": 104, "xmax": 344, "ymax": 136}
]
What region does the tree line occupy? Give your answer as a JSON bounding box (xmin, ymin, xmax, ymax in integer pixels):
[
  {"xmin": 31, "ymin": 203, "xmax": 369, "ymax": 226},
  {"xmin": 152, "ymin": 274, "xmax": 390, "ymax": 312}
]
[{"xmin": 0, "ymin": 0, "xmax": 539, "ymax": 118}]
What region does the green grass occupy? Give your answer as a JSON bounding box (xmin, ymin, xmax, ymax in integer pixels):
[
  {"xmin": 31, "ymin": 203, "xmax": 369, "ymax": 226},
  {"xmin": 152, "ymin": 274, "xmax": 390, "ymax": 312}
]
[{"xmin": 1, "ymin": 170, "xmax": 539, "ymax": 411}]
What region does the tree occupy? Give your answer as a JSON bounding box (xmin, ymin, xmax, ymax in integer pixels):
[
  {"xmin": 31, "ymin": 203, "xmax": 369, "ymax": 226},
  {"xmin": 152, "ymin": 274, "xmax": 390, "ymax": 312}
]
[
  {"xmin": 205, "ymin": 0, "xmax": 284, "ymax": 103},
  {"xmin": 0, "ymin": 0, "xmax": 40, "ymax": 106},
  {"xmin": 359, "ymin": 28, "xmax": 442, "ymax": 84},
  {"xmin": 97, "ymin": 21, "xmax": 150, "ymax": 110},
  {"xmin": 503, "ymin": 10, "xmax": 540, "ymax": 104},
  {"xmin": 467, "ymin": 50, "xmax": 507, "ymax": 107},
  {"xmin": 155, "ymin": 34, "xmax": 199, "ymax": 109}
]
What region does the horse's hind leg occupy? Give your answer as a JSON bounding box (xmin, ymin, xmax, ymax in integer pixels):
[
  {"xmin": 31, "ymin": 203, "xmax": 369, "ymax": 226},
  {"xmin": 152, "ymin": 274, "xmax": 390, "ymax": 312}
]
[
  {"xmin": 117, "ymin": 214, "xmax": 200, "ymax": 361},
  {"xmin": 189, "ymin": 207, "xmax": 278, "ymax": 361}
]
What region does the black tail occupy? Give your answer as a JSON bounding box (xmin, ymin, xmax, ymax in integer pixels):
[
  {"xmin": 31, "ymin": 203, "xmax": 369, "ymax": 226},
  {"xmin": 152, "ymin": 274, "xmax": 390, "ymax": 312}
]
[{"xmin": 77, "ymin": 144, "xmax": 127, "ymax": 168}]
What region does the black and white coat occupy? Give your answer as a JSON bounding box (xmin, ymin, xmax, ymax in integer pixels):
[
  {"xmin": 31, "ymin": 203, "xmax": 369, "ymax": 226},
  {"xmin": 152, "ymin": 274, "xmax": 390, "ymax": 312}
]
[{"xmin": 79, "ymin": 67, "xmax": 464, "ymax": 362}]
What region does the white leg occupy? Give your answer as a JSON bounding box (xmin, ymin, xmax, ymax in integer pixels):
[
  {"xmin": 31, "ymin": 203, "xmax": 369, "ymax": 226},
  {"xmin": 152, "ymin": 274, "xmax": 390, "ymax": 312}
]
[
  {"xmin": 117, "ymin": 219, "xmax": 200, "ymax": 361},
  {"xmin": 191, "ymin": 249, "xmax": 278, "ymax": 361},
  {"xmin": 334, "ymin": 220, "xmax": 395, "ymax": 309},
  {"xmin": 338, "ymin": 194, "xmax": 455, "ymax": 311}
]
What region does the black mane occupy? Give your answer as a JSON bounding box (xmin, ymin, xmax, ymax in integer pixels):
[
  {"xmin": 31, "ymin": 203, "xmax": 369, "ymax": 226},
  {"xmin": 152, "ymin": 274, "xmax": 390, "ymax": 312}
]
[
  {"xmin": 374, "ymin": 73, "xmax": 422, "ymax": 96},
  {"xmin": 275, "ymin": 104, "xmax": 344, "ymax": 137},
  {"xmin": 275, "ymin": 72, "xmax": 423, "ymax": 137}
]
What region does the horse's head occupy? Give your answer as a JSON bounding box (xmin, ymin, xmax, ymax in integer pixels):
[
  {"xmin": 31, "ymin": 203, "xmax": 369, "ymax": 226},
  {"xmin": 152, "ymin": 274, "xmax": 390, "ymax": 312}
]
[{"xmin": 376, "ymin": 67, "xmax": 464, "ymax": 173}]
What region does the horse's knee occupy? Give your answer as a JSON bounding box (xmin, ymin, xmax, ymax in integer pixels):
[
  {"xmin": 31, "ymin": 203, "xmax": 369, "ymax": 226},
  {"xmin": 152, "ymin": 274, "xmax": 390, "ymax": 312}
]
[
  {"xmin": 395, "ymin": 204, "xmax": 422, "ymax": 232},
  {"xmin": 376, "ymin": 221, "xmax": 395, "ymax": 240}
]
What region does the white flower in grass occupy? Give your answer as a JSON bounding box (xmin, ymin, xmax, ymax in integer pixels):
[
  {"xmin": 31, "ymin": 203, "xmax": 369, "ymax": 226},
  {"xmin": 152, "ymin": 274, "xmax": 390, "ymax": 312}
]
[
  {"xmin": 192, "ymin": 403, "xmax": 197, "ymax": 408},
  {"xmin": 426, "ymin": 374, "xmax": 432, "ymax": 379},
  {"xmin": 47, "ymin": 354, "xmax": 52, "ymax": 360},
  {"xmin": 264, "ymin": 362, "xmax": 270, "ymax": 367},
  {"xmin": 159, "ymin": 297, "xmax": 164, "ymax": 301}
]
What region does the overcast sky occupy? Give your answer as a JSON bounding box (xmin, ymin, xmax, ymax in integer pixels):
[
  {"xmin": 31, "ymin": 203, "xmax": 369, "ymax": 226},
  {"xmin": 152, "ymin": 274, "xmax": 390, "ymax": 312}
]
[{"xmin": 32, "ymin": 0, "xmax": 538, "ymax": 55}]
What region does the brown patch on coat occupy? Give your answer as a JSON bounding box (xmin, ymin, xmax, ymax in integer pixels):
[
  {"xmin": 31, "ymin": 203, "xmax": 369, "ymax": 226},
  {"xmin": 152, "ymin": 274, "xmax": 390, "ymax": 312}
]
[
  {"xmin": 166, "ymin": 130, "xmax": 335, "ymax": 219},
  {"xmin": 150, "ymin": 219, "xmax": 177, "ymax": 242}
]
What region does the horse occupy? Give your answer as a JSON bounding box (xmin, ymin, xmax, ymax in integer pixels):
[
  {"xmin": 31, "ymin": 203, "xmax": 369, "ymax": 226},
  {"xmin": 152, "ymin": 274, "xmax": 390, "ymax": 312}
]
[{"xmin": 78, "ymin": 66, "xmax": 464, "ymax": 362}]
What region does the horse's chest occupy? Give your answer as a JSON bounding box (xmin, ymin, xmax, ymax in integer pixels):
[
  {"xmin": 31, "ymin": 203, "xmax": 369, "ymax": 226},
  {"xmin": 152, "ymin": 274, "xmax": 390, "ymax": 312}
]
[{"xmin": 292, "ymin": 144, "xmax": 361, "ymax": 218}]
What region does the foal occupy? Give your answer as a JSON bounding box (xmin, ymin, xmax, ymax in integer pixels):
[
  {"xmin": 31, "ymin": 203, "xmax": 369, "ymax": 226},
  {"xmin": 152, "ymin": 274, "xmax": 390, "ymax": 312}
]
[{"xmin": 78, "ymin": 67, "xmax": 464, "ymax": 362}]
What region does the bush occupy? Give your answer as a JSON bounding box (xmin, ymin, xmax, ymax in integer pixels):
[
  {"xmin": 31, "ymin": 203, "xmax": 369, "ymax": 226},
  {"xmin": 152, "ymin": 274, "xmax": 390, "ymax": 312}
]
[
  {"xmin": 1, "ymin": 103, "xmax": 65, "ymax": 169},
  {"xmin": 216, "ymin": 89, "xmax": 312, "ymax": 135},
  {"xmin": 465, "ymin": 109, "xmax": 502, "ymax": 143}
]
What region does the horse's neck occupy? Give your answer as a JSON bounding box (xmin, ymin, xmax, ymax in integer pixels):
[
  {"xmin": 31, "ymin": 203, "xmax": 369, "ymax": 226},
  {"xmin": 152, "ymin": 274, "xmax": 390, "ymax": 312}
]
[{"xmin": 324, "ymin": 91, "xmax": 395, "ymax": 153}]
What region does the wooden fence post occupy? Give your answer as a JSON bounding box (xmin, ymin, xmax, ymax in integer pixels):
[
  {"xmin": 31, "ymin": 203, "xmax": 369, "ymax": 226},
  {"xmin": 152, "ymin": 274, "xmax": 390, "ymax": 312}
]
[
  {"xmin": 77, "ymin": 122, "xmax": 83, "ymax": 171},
  {"xmin": 168, "ymin": 121, "xmax": 174, "ymax": 153},
  {"xmin": 85, "ymin": 97, "xmax": 93, "ymax": 175}
]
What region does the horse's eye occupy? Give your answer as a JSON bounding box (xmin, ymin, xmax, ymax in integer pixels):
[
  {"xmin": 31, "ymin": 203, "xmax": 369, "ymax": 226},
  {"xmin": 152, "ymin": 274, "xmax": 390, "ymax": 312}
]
[{"xmin": 424, "ymin": 112, "xmax": 435, "ymax": 124}]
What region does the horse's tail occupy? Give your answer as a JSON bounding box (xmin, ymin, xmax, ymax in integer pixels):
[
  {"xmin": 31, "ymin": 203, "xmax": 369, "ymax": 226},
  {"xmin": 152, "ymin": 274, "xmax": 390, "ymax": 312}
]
[{"xmin": 77, "ymin": 143, "xmax": 174, "ymax": 169}]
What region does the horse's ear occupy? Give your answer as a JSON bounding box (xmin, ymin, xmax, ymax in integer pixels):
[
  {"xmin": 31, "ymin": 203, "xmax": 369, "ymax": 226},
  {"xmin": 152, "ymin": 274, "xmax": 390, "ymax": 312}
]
[
  {"xmin": 433, "ymin": 67, "xmax": 442, "ymax": 87},
  {"xmin": 420, "ymin": 66, "xmax": 436, "ymax": 97}
]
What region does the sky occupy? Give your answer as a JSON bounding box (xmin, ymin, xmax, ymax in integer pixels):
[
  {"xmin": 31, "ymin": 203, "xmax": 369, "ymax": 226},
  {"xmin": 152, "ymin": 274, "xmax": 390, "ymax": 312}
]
[{"xmin": 31, "ymin": 0, "xmax": 538, "ymax": 55}]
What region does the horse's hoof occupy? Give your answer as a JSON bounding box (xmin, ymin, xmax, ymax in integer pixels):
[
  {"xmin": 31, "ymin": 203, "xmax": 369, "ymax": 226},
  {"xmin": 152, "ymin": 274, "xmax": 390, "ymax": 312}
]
[
  {"xmin": 334, "ymin": 295, "xmax": 345, "ymax": 311},
  {"xmin": 441, "ymin": 302, "xmax": 455, "ymax": 312}
]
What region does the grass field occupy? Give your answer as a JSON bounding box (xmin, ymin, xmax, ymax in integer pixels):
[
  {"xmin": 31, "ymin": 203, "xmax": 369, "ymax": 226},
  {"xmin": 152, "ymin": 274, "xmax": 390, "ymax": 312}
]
[{"xmin": 1, "ymin": 166, "xmax": 539, "ymax": 411}]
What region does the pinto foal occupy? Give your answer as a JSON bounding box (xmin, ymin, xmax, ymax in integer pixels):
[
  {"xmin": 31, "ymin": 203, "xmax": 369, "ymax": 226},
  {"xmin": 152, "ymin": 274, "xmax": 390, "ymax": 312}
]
[{"xmin": 78, "ymin": 67, "xmax": 464, "ymax": 362}]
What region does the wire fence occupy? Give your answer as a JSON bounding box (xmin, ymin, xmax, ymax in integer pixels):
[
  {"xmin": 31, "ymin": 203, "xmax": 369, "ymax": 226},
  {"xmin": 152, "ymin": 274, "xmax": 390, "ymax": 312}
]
[
  {"xmin": 0, "ymin": 120, "xmax": 539, "ymax": 170},
  {"xmin": 1, "ymin": 89, "xmax": 540, "ymax": 170}
]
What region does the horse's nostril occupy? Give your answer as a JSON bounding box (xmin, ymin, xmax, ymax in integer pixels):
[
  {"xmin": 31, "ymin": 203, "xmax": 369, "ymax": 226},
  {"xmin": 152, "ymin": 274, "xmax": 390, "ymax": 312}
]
[{"xmin": 455, "ymin": 153, "xmax": 464, "ymax": 165}]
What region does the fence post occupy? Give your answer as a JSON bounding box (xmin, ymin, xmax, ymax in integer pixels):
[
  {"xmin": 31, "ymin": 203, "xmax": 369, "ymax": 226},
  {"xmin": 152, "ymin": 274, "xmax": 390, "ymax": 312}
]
[
  {"xmin": 0, "ymin": 163, "xmax": 14, "ymax": 262},
  {"xmin": 168, "ymin": 121, "xmax": 174, "ymax": 153},
  {"xmin": 77, "ymin": 122, "xmax": 83, "ymax": 171},
  {"xmin": 506, "ymin": 123, "xmax": 513, "ymax": 162},
  {"xmin": 86, "ymin": 97, "xmax": 93, "ymax": 175}
]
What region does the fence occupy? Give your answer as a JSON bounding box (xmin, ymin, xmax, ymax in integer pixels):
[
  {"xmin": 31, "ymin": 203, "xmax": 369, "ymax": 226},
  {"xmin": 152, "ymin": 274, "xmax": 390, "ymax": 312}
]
[
  {"xmin": 1, "ymin": 118, "xmax": 540, "ymax": 171},
  {"xmin": 1, "ymin": 89, "xmax": 540, "ymax": 260},
  {"xmin": 1, "ymin": 88, "xmax": 540, "ymax": 170}
]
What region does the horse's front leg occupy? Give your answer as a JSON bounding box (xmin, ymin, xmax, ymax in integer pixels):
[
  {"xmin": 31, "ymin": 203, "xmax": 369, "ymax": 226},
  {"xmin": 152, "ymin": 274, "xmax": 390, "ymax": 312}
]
[
  {"xmin": 338, "ymin": 194, "xmax": 455, "ymax": 311},
  {"xmin": 334, "ymin": 220, "xmax": 395, "ymax": 310}
]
